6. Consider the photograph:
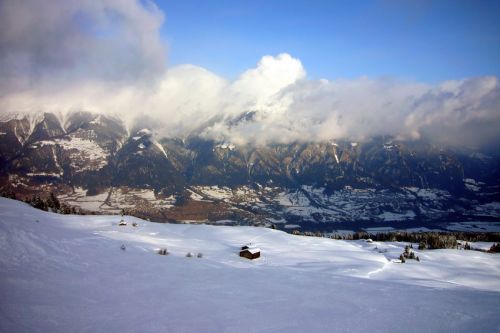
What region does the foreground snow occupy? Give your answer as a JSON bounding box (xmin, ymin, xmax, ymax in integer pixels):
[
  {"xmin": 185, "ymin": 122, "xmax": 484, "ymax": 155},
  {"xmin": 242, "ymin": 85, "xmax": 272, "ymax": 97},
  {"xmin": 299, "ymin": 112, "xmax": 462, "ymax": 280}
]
[{"xmin": 0, "ymin": 198, "xmax": 499, "ymax": 333}]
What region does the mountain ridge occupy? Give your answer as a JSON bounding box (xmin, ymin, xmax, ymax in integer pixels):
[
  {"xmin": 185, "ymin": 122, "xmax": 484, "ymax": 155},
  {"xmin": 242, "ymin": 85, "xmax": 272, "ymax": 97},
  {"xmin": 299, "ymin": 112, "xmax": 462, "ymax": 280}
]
[{"xmin": 1, "ymin": 111, "xmax": 499, "ymax": 228}]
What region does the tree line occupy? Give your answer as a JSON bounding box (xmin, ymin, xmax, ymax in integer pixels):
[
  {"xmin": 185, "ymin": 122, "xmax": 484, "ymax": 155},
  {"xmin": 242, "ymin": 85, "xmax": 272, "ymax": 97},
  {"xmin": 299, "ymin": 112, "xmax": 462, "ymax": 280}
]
[{"xmin": 292, "ymin": 229, "xmax": 500, "ymax": 250}]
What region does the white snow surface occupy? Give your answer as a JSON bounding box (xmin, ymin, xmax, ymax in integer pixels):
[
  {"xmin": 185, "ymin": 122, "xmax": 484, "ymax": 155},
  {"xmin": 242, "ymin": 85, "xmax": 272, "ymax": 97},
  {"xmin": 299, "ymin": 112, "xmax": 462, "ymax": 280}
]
[
  {"xmin": 464, "ymin": 178, "xmax": 483, "ymax": 192},
  {"xmin": 0, "ymin": 197, "xmax": 499, "ymax": 333},
  {"xmin": 216, "ymin": 142, "xmax": 236, "ymax": 150},
  {"xmin": 445, "ymin": 221, "xmax": 500, "ymax": 233},
  {"xmin": 152, "ymin": 140, "xmax": 168, "ymax": 159},
  {"xmin": 25, "ymin": 172, "xmax": 61, "ymax": 178},
  {"xmin": 58, "ymin": 187, "xmax": 176, "ymax": 213},
  {"xmin": 33, "ymin": 137, "xmax": 109, "ymax": 172},
  {"xmin": 195, "ymin": 185, "xmax": 234, "ymax": 201},
  {"xmin": 377, "ymin": 210, "xmax": 416, "ymax": 221}
]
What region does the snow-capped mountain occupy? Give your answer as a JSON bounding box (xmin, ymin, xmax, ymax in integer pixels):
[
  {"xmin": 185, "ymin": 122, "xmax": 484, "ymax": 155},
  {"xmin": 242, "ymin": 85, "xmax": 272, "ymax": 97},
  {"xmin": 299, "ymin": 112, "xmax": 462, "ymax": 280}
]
[{"xmin": 0, "ymin": 111, "xmax": 499, "ymax": 229}]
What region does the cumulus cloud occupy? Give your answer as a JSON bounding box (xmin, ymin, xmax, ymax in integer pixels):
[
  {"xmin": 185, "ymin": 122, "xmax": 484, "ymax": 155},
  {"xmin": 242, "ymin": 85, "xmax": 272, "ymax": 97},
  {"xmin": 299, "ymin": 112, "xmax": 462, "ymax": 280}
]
[
  {"xmin": 0, "ymin": 0, "xmax": 499, "ymax": 151},
  {"xmin": 229, "ymin": 54, "xmax": 306, "ymax": 109}
]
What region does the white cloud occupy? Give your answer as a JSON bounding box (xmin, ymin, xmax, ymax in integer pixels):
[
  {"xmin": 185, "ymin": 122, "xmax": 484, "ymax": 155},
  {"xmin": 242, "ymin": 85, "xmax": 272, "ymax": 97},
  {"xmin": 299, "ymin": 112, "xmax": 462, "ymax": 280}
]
[
  {"xmin": 0, "ymin": 0, "xmax": 165, "ymax": 93},
  {"xmin": 0, "ymin": 1, "xmax": 498, "ymax": 150},
  {"xmin": 230, "ymin": 53, "xmax": 306, "ymax": 109}
]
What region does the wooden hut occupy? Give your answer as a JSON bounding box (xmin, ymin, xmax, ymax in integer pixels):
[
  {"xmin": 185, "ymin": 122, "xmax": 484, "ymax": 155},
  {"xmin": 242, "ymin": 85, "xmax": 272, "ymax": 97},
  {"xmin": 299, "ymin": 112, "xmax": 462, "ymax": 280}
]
[{"xmin": 239, "ymin": 247, "xmax": 261, "ymax": 260}]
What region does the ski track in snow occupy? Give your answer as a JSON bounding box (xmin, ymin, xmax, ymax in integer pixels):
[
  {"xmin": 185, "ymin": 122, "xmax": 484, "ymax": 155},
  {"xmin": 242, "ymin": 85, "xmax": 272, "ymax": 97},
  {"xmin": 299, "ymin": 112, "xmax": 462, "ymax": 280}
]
[{"xmin": 0, "ymin": 197, "xmax": 499, "ymax": 333}]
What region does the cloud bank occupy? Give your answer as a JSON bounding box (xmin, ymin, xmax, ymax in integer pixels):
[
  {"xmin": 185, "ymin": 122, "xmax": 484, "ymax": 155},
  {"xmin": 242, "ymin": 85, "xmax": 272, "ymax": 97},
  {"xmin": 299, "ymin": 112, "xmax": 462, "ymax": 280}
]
[{"xmin": 1, "ymin": 0, "xmax": 499, "ymax": 151}]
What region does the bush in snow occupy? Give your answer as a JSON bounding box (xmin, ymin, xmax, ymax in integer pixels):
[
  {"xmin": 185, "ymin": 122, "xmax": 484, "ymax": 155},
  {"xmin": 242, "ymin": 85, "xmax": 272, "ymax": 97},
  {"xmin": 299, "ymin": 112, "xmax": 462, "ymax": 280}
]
[
  {"xmin": 400, "ymin": 245, "xmax": 419, "ymax": 262},
  {"xmin": 489, "ymin": 243, "xmax": 500, "ymax": 253},
  {"xmin": 158, "ymin": 248, "xmax": 168, "ymax": 255},
  {"xmin": 186, "ymin": 252, "xmax": 193, "ymax": 257},
  {"xmin": 197, "ymin": 253, "xmax": 203, "ymax": 258}
]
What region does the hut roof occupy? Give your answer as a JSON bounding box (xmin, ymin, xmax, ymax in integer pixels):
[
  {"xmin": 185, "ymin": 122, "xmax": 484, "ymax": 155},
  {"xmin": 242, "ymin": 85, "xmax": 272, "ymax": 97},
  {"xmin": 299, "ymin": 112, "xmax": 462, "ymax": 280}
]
[{"xmin": 246, "ymin": 248, "xmax": 261, "ymax": 254}]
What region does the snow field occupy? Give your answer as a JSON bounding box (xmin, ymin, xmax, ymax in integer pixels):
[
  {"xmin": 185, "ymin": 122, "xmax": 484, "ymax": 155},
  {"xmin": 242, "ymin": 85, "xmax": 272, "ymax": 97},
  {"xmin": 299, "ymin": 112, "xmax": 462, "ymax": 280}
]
[{"xmin": 0, "ymin": 198, "xmax": 499, "ymax": 333}]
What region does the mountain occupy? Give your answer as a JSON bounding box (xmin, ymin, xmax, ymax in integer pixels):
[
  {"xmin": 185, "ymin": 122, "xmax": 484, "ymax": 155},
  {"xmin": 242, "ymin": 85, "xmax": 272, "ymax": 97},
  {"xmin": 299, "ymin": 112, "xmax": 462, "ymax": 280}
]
[
  {"xmin": 0, "ymin": 111, "xmax": 499, "ymax": 229},
  {"xmin": 1, "ymin": 197, "xmax": 499, "ymax": 333}
]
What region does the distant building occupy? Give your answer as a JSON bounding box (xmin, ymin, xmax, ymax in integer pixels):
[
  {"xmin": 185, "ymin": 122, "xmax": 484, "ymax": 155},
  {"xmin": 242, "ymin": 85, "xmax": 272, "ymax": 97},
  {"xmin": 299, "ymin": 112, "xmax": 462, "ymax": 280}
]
[{"xmin": 239, "ymin": 247, "xmax": 261, "ymax": 260}]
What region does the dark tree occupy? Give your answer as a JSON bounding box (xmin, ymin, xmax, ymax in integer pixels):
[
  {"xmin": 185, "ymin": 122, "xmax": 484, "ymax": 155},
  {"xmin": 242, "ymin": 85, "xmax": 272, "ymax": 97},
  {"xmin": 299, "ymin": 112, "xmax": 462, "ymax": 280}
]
[{"xmin": 47, "ymin": 192, "xmax": 61, "ymax": 211}]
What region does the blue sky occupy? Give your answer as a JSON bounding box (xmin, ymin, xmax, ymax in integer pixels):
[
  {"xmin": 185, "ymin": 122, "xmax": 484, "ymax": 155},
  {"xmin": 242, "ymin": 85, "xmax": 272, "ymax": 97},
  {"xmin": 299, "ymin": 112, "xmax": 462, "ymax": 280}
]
[{"xmin": 157, "ymin": 0, "xmax": 500, "ymax": 82}]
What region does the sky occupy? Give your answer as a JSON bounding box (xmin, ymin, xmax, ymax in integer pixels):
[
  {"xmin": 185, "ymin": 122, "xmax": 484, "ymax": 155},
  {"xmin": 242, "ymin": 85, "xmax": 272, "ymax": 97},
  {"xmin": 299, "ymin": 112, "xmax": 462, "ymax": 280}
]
[
  {"xmin": 159, "ymin": 0, "xmax": 500, "ymax": 82},
  {"xmin": 0, "ymin": 0, "xmax": 499, "ymax": 150}
]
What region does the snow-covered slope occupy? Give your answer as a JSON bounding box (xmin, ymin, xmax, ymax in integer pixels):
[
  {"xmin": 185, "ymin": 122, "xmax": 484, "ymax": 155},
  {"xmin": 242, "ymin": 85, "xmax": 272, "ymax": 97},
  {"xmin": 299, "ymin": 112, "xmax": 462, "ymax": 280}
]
[{"xmin": 0, "ymin": 197, "xmax": 499, "ymax": 333}]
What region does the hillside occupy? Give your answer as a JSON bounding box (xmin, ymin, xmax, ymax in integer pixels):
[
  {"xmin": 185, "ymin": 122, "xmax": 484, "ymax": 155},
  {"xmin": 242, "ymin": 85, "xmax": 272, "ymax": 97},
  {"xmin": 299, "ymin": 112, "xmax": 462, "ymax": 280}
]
[{"xmin": 1, "ymin": 197, "xmax": 499, "ymax": 332}]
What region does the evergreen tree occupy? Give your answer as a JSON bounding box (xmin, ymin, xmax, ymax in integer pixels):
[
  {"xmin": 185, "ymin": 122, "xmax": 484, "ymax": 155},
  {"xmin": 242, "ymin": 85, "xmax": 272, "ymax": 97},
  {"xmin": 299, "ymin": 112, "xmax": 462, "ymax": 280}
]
[{"xmin": 47, "ymin": 192, "xmax": 61, "ymax": 211}]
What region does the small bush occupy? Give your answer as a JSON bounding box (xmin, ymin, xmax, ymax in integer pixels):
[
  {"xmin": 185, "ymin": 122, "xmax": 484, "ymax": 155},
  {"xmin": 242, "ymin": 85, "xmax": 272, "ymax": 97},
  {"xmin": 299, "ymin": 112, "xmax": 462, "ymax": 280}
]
[
  {"xmin": 158, "ymin": 248, "xmax": 168, "ymax": 255},
  {"xmin": 197, "ymin": 253, "xmax": 203, "ymax": 258},
  {"xmin": 186, "ymin": 252, "xmax": 193, "ymax": 257},
  {"xmin": 489, "ymin": 243, "xmax": 500, "ymax": 253}
]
